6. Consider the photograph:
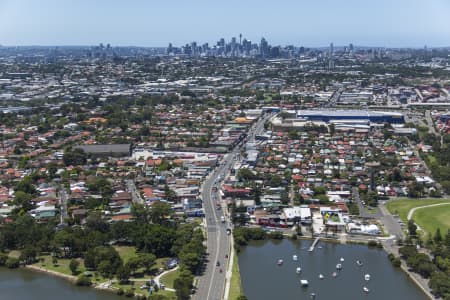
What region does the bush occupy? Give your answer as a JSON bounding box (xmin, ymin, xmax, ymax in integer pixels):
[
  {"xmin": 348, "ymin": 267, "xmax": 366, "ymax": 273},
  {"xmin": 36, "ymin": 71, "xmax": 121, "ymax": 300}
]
[
  {"xmin": 75, "ymin": 275, "xmax": 92, "ymax": 286},
  {"xmin": 5, "ymin": 257, "xmax": 20, "ymax": 269},
  {"xmin": 117, "ymin": 288, "xmax": 124, "ymax": 295},
  {"xmin": 268, "ymin": 231, "xmax": 284, "ymax": 240},
  {"xmin": 124, "ymin": 289, "xmax": 134, "ymax": 297},
  {"xmin": 0, "ymin": 253, "xmax": 8, "ymax": 266},
  {"xmin": 392, "ymin": 258, "xmax": 401, "ymax": 267},
  {"xmin": 367, "ymin": 240, "xmax": 378, "ymax": 247}
]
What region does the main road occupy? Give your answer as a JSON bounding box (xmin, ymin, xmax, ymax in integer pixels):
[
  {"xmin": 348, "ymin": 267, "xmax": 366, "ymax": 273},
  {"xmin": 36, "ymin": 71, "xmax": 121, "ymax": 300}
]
[{"xmin": 194, "ymin": 112, "xmax": 273, "ymax": 300}]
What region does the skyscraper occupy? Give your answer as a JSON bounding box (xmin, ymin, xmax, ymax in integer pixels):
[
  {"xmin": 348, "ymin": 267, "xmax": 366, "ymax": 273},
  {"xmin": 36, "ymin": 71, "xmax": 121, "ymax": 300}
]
[{"xmin": 260, "ymin": 37, "xmax": 269, "ymax": 58}]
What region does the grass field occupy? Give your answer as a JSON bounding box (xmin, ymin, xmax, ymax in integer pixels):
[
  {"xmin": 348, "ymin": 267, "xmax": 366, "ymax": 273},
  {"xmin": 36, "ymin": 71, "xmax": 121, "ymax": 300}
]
[
  {"xmin": 413, "ymin": 204, "xmax": 450, "ymax": 236},
  {"xmin": 159, "ymin": 268, "xmax": 178, "ymax": 289},
  {"xmin": 386, "ymin": 198, "xmax": 450, "ymax": 222},
  {"xmin": 114, "ymin": 246, "xmax": 137, "ymax": 263},
  {"xmin": 228, "ymin": 250, "xmax": 243, "ymax": 300},
  {"xmin": 33, "ymin": 256, "xmax": 86, "ymax": 276}
]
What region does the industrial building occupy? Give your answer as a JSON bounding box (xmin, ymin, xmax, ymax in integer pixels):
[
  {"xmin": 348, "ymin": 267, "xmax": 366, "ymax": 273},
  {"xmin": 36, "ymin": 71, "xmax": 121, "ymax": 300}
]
[{"xmin": 296, "ymin": 110, "xmax": 404, "ymax": 124}]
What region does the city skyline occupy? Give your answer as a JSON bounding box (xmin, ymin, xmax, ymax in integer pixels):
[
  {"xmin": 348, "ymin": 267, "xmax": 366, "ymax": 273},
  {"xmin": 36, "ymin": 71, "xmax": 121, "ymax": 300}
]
[{"xmin": 1, "ymin": 0, "xmax": 450, "ymax": 48}]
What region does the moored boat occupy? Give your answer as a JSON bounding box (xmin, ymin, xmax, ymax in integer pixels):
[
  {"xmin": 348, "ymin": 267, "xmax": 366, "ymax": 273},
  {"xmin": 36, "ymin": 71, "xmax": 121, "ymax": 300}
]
[
  {"xmin": 293, "ymin": 255, "xmax": 298, "ymax": 261},
  {"xmin": 296, "ymin": 267, "xmax": 302, "ymax": 274},
  {"xmin": 365, "ymin": 274, "xmax": 371, "ymax": 281},
  {"xmin": 300, "ymin": 279, "xmax": 309, "ymax": 286},
  {"xmin": 357, "ymin": 260, "xmax": 363, "ymax": 266},
  {"xmin": 277, "ymin": 259, "xmax": 283, "ymax": 266},
  {"xmin": 363, "ymin": 286, "xmax": 370, "ymax": 293},
  {"xmin": 340, "ymin": 257, "xmax": 345, "ymax": 262},
  {"xmin": 336, "ymin": 263, "xmax": 342, "ymax": 270},
  {"xmin": 319, "ymin": 274, "xmax": 324, "ymax": 279}
]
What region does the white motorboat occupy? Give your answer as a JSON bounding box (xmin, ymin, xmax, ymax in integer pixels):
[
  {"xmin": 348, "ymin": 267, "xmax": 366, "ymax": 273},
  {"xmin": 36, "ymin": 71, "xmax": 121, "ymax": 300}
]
[
  {"xmin": 319, "ymin": 274, "xmax": 324, "ymax": 279},
  {"xmin": 300, "ymin": 279, "xmax": 309, "ymax": 286},
  {"xmin": 277, "ymin": 259, "xmax": 283, "ymax": 266},
  {"xmin": 365, "ymin": 274, "xmax": 371, "ymax": 281},
  {"xmin": 356, "ymin": 260, "xmax": 363, "ymax": 266},
  {"xmin": 293, "ymin": 255, "xmax": 298, "ymax": 261},
  {"xmin": 296, "ymin": 267, "xmax": 302, "ymax": 274},
  {"xmin": 363, "ymin": 286, "xmax": 370, "ymax": 293},
  {"xmin": 336, "ymin": 263, "xmax": 342, "ymax": 270},
  {"xmin": 340, "ymin": 257, "xmax": 345, "ymax": 262}
]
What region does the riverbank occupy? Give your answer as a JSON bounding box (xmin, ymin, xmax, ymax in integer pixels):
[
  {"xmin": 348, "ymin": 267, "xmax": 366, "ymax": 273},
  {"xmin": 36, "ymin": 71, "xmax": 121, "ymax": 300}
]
[
  {"xmin": 25, "ymin": 265, "xmax": 117, "ymax": 293},
  {"xmin": 381, "ymin": 242, "xmax": 438, "ymax": 300},
  {"xmin": 25, "ymin": 265, "xmax": 77, "ymax": 283}
]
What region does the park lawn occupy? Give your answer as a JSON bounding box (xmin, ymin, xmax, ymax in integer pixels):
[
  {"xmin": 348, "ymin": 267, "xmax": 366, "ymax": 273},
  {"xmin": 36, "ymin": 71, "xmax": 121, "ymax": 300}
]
[
  {"xmin": 228, "ymin": 250, "xmax": 243, "ymax": 300},
  {"xmin": 160, "ymin": 268, "xmax": 179, "ymax": 289},
  {"xmin": 413, "ymin": 204, "xmax": 450, "ymax": 236},
  {"xmin": 114, "ymin": 246, "xmax": 137, "ymax": 263},
  {"xmin": 386, "ymin": 198, "xmax": 450, "ymax": 222},
  {"xmin": 8, "ymin": 250, "xmax": 21, "ymax": 258},
  {"xmin": 155, "ymin": 257, "xmax": 171, "ymax": 270},
  {"xmin": 34, "ymin": 256, "xmax": 86, "ymax": 276},
  {"xmin": 427, "ymin": 155, "xmax": 437, "ymax": 165},
  {"xmin": 112, "ymin": 280, "xmax": 176, "ymax": 299}
]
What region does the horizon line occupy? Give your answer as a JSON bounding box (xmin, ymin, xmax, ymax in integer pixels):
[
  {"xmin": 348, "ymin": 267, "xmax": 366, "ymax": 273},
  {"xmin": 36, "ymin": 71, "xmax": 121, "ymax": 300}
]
[{"xmin": 1, "ymin": 43, "xmax": 450, "ymax": 50}]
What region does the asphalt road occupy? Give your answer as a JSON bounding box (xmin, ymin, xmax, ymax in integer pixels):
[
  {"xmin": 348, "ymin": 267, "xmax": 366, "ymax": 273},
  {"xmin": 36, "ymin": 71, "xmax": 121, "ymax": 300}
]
[
  {"xmin": 59, "ymin": 188, "xmax": 68, "ymax": 225},
  {"xmin": 193, "ymin": 152, "xmax": 235, "ymax": 300},
  {"xmin": 194, "ymin": 113, "xmax": 272, "ymax": 300},
  {"xmin": 126, "ymin": 179, "xmax": 144, "ymax": 204}
]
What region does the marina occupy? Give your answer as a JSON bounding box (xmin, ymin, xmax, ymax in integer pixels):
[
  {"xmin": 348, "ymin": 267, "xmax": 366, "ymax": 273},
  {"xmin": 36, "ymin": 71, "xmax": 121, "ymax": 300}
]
[{"xmin": 239, "ymin": 239, "xmax": 428, "ymax": 300}]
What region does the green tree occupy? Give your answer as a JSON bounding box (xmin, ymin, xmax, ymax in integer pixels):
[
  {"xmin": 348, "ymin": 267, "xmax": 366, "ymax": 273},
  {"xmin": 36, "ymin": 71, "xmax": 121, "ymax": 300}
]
[
  {"xmin": 19, "ymin": 245, "xmax": 37, "ymax": 265},
  {"xmin": 125, "ymin": 256, "xmax": 142, "ymax": 275},
  {"xmin": 116, "ymin": 264, "xmax": 131, "ymax": 283},
  {"xmin": 151, "ymin": 201, "xmax": 172, "ymax": 224},
  {"xmin": 131, "ymin": 203, "xmax": 151, "ymax": 224},
  {"xmin": 408, "ymin": 219, "xmax": 417, "ymax": 236},
  {"xmin": 69, "ymin": 259, "xmax": 80, "ymax": 275},
  {"xmin": 174, "ymin": 269, "xmax": 193, "ymax": 300},
  {"xmin": 63, "ymin": 148, "xmax": 87, "ymax": 166},
  {"xmin": 13, "ymin": 191, "xmax": 35, "ymax": 212},
  {"xmin": 434, "ymin": 228, "xmax": 443, "ymax": 243}
]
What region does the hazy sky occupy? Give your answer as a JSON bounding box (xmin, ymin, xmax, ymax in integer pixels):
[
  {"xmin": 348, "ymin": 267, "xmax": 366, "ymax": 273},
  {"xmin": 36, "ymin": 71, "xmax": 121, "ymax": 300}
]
[{"xmin": 1, "ymin": 0, "xmax": 449, "ymax": 47}]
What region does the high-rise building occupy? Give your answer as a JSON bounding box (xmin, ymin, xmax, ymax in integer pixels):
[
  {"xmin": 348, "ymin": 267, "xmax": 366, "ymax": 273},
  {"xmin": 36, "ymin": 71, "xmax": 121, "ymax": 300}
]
[{"xmin": 260, "ymin": 37, "xmax": 269, "ymax": 57}]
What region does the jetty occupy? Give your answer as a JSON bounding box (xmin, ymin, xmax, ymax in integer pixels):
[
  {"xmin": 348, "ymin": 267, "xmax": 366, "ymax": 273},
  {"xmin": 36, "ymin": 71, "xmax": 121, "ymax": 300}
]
[{"xmin": 309, "ymin": 237, "xmax": 320, "ymax": 252}]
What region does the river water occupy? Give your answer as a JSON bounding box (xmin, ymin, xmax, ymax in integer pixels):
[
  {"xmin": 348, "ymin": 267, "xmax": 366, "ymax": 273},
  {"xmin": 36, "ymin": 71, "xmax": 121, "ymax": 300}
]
[
  {"xmin": 238, "ymin": 239, "xmax": 427, "ymax": 300},
  {"xmin": 0, "ymin": 267, "xmax": 124, "ymax": 300}
]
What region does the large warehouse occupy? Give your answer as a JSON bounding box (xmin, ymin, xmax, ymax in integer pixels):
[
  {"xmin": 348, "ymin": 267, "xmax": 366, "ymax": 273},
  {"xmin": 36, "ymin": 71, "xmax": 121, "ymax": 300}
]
[{"xmin": 296, "ymin": 110, "xmax": 404, "ymax": 124}]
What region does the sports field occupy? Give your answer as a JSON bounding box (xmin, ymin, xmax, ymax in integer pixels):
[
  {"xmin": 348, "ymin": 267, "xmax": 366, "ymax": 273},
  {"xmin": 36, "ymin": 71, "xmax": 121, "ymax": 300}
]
[{"xmin": 413, "ymin": 204, "xmax": 450, "ymax": 236}]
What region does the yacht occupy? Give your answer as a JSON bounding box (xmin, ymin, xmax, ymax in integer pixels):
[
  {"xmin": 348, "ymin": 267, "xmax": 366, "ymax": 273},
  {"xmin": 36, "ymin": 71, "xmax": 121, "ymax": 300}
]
[
  {"xmin": 340, "ymin": 257, "xmax": 345, "ymax": 262},
  {"xmin": 300, "ymin": 279, "xmax": 309, "ymax": 287},
  {"xmin": 296, "ymin": 267, "xmax": 302, "ymax": 274},
  {"xmin": 277, "ymin": 259, "xmax": 283, "ymax": 266},
  {"xmin": 336, "ymin": 263, "xmax": 342, "ymax": 270},
  {"xmin": 293, "ymin": 255, "xmax": 298, "ymax": 261},
  {"xmin": 365, "ymin": 274, "xmax": 371, "ymax": 281},
  {"xmin": 356, "ymin": 260, "xmax": 363, "ymax": 266},
  {"xmin": 319, "ymin": 274, "xmax": 324, "ymax": 279},
  {"xmin": 363, "ymin": 286, "xmax": 370, "ymax": 293}
]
